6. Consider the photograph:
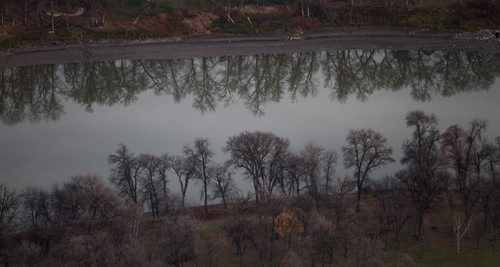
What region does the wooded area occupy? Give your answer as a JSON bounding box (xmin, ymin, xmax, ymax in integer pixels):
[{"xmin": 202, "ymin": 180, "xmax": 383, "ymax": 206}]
[
  {"xmin": 0, "ymin": 0, "xmax": 498, "ymax": 49},
  {"xmin": 1, "ymin": 109, "xmax": 500, "ymax": 265}
]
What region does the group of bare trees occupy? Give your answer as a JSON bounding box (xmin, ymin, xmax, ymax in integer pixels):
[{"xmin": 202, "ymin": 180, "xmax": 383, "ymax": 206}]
[
  {"xmin": 2, "ymin": 50, "xmax": 499, "ymax": 126},
  {"xmin": 1, "ymin": 109, "xmax": 500, "ymax": 264},
  {"xmin": 0, "ymin": 175, "xmax": 148, "ymax": 265},
  {"xmin": 109, "ymin": 138, "xmax": 236, "ymax": 218}
]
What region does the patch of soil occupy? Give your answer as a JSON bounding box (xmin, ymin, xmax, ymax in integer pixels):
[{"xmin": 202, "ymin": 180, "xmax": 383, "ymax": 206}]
[
  {"xmin": 182, "ymin": 11, "xmax": 219, "ymax": 34},
  {"xmin": 229, "ymin": 4, "xmax": 298, "ymax": 22},
  {"xmin": 288, "ymin": 17, "xmax": 321, "ymax": 33}
]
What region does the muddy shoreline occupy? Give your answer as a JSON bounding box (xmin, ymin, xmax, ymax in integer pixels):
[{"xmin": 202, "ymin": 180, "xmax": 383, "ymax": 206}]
[{"xmin": 1, "ymin": 30, "xmax": 499, "ymax": 68}]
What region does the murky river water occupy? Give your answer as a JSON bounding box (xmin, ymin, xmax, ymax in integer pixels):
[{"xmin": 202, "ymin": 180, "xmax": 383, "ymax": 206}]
[{"xmin": 1, "ymin": 50, "xmax": 499, "ymax": 204}]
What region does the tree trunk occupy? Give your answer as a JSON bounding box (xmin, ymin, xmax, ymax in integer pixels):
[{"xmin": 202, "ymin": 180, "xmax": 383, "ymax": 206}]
[
  {"xmin": 416, "ymin": 212, "xmax": 424, "ymax": 240},
  {"xmin": 24, "ymin": 0, "xmax": 28, "ymax": 23},
  {"xmin": 201, "ymin": 156, "xmax": 209, "ymax": 217},
  {"xmin": 384, "ymin": 231, "xmax": 388, "ymax": 251},
  {"xmin": 356, "ymin": 186, "xmax": 361, "ymax": 212},
  {"xmin": 222, "ymin": 194, "xmax": 227, "ymax": 209}
]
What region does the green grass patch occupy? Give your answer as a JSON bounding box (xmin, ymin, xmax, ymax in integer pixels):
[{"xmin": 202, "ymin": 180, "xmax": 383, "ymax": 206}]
[
  {"xmin": 0, "ymin": 34, "xmax": 42, "ymax": 49},
  {"xmin": 198, "ymin": 223, "xmax": 223, "ymax": 240},
  {"xmin": 408, "ymin": 244, "xmax": 500, "ymax": 267},
  {"xmin": 0, "ymin": 38, "xmax": 22, "ymax": 49},
  {"xmin": 83, "ymin": 29, "xmax": 153, "ymax": 40}
]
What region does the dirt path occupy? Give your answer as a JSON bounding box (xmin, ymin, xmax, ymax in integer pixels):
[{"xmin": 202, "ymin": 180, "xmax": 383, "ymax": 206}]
[{"xmin": 1, "ymin": 30, "xmax": 499, "ymax": 68}]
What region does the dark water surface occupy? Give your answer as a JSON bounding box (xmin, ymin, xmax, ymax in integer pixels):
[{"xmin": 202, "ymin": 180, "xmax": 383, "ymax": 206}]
[{"xmin": 1, "ymin": 50, "xmax": 500, "ymax": 204}]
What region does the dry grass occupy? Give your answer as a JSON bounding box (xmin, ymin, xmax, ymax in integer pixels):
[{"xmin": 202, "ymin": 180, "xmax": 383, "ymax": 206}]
[{"xmin": 182, "ymin": 11, "xmax": 219, "ymax": 34}]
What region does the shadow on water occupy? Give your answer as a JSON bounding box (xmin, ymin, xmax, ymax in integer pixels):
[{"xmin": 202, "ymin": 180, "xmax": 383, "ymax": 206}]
[{"xmin": 1, "ymin": 50, "xmax": 499, "ymax": 126}]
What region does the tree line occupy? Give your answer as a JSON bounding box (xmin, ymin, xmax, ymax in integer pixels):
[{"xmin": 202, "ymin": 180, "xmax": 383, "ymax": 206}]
[
  {"xmin": 0, "ymin": 0, "xmax": 483, "ymax": 28},
  {"xmin": 0, "ymin": 0, "xmax": 108, "ymax": 27},
  {"xmin": 1, "ymin": 109, "xmax": 500, "ymax": 265},
  {"xmin": 2, "ymin": 50, "xmax": 499, "ymax": 125}
]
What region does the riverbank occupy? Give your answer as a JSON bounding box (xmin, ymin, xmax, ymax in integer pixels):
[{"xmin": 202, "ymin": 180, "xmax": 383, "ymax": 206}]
[
  {"xmin": 1, "ymin": 28, "xmax": 499, "ymax": 69},
  {"xmin": 0, "ymin": 1, "xmax": 499, "ymax": 54}
]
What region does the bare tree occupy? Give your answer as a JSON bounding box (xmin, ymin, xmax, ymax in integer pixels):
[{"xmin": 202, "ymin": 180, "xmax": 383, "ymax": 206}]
[
  {"xmin": 48, "ymin": 174, "xmax": 145, "ymax": 266},
  {"xmin": 184, "ymin": 138, "xmax": 213, "ymax": 217},
  {"xmin": 300, "ymin": 142, "xmax": 325, "ymax": 212},
  {"xmin": 19, "ymin": 187, "xmax": 53, "ymax": 230},
  {"xmin": 308, "ymin": 214, "xmax": 336, "ymax": 266},
  {"xmin": 170, "ymin": 155, "xmax": 197, "ymax": 209},
  {"xmin": 0, "ymin": 182, "xmax": 18, "ymax": 228},
  {"xmin": 283, "ymin": 152, "xmax": 306, "ymax": 198},
  {"xmin": 371, "ymin": 176, "xmax": 411, "ymax": 250},
  {"xmin": 452, "ymin": 212, "xmax": 472, "ymax": 255},
  {"xmin": 109, "ymin": 144, "xmax": 143, "ymax": 204},
  {"xmin": 137, "ymin": 154, "xmax": 163, "ymax": 218},
  {"xmin": 51, "ymin": 174, "xmax": 121, "ymax": 230},
  {"xmin": 398, "ymin": 110, "xmax": 447, "ymax": 240},
  {"xmin": 322, "ymin": 149, "xmax": 337, "ymax": 195},
  {"xmin": 158, "ymin": 153, "xmax": 171, "ymax": 201},
  {"xmin": 160, "ymin": 215, "xmax": 196, "ymax": 266},
  {"xmin": 225, "ymin": 215, "xmax": 254, "ymax": 267},
  {"xmin": 0, "ymin": 182, "xmax": 18, "ymax": 260},
  {"xmin": 342, "ymin": 128, "xmax": 395, "ymax": 212},
  {"xmin": 328, "ymin": 175, "xmax": 356, "ymax": 257},
  {"xmin": 209, "ymin": 164, "xmax": 235, "ymax": 209},
  {"xmin": 442, "ymin": 120, "xmax": 488, "ymax": 222},
  {"xmin": 224, "ymin": 131, "xmax": 290, "ymax": 203}
]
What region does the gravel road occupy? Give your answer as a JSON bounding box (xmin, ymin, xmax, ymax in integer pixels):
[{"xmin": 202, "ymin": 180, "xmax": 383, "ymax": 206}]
[{"xmin": 1, "ymin": 30, "xmax": 499, "ymax": 68}]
